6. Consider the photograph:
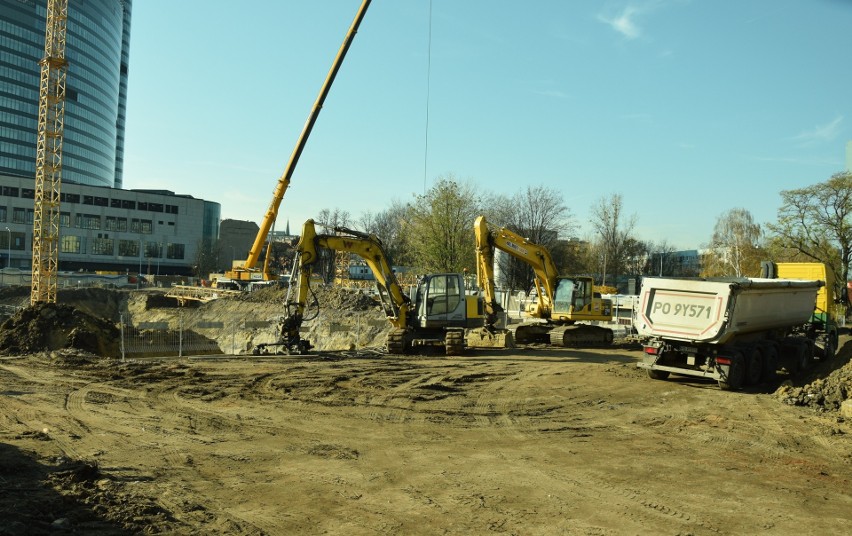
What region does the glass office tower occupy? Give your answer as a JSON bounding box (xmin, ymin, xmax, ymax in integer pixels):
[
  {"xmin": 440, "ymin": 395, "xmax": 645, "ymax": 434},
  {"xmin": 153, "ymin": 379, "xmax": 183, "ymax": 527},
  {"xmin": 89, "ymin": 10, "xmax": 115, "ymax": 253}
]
[{"xmin": 0, "ymin": 0, "xmax": 132, "ymax": 188}]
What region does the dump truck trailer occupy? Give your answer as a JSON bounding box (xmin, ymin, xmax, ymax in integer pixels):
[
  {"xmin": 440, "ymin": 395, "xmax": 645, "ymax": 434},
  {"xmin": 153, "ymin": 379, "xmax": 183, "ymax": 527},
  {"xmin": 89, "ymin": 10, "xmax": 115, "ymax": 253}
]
[{"xmin": 635, "ymin": 262, "xmax": 838, "ymax": 390}]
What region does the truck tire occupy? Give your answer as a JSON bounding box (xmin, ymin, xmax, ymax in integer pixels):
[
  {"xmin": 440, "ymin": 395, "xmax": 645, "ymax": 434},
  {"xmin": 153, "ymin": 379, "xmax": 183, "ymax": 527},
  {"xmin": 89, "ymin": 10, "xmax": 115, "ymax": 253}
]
[
  {"xmin": 744, "ymin": 347, "xmax": 764, "ymax": 386},
  {"xmin": 647, "ymin": 369, "xmax": 670, "ymax": 380},
  {"xmin": 760, "ymin": 343, "xmax": 779, "ymax": 383},
  {"xmin": 718, "ymin": 352, "xmax": 744, "ymax": 391},
  {"xmin": 794, "ymin": 340, "xmax": 815, "ymax": 373},
  {"xmin": 819, "ymin": 336, "xmax": 836, "ymax": 361}
]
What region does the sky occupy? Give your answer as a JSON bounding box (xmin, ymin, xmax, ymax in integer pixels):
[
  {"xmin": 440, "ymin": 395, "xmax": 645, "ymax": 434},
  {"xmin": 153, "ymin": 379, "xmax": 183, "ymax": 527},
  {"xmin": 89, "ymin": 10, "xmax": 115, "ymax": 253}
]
[{"xmin": 122, "ymin": 0, "xmax": 852, "ymax": 250}]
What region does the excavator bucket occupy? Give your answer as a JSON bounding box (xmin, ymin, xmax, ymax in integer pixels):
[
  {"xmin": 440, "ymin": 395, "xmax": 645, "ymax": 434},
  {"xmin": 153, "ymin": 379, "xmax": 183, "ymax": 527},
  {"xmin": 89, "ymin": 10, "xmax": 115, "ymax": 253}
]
[{"xmin": 465, "ymin": 327, "xmax": 515, "ymax": 349}]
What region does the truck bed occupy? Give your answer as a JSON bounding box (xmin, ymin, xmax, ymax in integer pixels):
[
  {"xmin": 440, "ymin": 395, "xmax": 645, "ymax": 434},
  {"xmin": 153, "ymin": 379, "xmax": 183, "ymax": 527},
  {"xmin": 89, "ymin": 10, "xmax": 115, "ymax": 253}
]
[{"xmin": 635, "ymin": 277, "xmax": 821, "ymax": 345}]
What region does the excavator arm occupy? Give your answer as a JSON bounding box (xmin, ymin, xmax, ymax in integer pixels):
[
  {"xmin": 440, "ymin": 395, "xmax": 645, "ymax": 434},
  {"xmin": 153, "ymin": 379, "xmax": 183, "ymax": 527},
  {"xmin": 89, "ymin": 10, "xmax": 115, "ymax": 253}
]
[
  {"xmin": 474, "ymin": 215, "xmax": 560, "ymax": 322},
  {"xmin": 256, "ymin": 218, "xmax": 411, "ymax": 354}
]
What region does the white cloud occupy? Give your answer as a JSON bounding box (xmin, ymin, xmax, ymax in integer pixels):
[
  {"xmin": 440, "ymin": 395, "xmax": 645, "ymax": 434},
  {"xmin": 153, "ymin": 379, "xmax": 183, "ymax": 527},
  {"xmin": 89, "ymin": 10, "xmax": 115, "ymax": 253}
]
[
  {"xmin": 533, "ymin": 89, "xmax": 571, "ymax": 99},
  {"xmin": 793, "ymin": 116, "xmax": 844, "ymax": 145},
  {"xmin": 598, "ymin": 6, "xmax": 642, "ymax": 39}
]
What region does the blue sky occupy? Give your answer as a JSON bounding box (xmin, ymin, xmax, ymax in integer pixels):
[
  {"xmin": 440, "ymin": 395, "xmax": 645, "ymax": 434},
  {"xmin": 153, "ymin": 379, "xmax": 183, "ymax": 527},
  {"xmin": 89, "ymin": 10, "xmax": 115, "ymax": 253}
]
[{"xmin": 123, "ymin": 1, "xmax": 852, "ymax": 250}]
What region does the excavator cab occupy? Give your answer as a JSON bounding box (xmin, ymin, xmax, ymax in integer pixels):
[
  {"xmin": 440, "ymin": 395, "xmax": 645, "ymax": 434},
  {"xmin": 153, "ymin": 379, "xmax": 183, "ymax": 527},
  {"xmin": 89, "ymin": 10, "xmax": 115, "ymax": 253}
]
[
  {"xmin": 552, "ymin": 276, "xmax": 612, "ymax": 323},
  {"xmin": 414, "ymin": 273, "xmax": 468, "ymax": 329}
]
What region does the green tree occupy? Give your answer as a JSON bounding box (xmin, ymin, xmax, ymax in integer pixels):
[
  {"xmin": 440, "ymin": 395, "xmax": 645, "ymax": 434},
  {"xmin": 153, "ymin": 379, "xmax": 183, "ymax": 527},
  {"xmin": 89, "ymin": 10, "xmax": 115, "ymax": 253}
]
[
  {"xmin": 407, "ymin": 177, "xmax": 481, "ymax": 273},
  {"xmin": 766, "ymin": 172, "xmax": 852, "ymax": 298}
]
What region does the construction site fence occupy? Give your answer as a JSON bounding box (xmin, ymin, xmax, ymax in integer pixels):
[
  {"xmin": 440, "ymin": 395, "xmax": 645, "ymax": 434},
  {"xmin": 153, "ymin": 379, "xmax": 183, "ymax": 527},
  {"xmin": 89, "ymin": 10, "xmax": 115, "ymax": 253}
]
[{"xmin": 118, "ymin": 312, "xmax": 277, "ymax": 360}]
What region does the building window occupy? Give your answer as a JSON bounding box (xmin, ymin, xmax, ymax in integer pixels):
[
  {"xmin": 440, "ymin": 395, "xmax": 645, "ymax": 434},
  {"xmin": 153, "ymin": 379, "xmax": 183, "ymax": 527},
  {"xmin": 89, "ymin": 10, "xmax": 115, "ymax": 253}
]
[
  {"xmin": 116, "ymin": 217, "xmax": 127, "ymax": 232},
  {"xmin": 61, "ymin": 235, "xmax": 81, "ymax": 254},
  {"xmin": 105, "ymin": 216, "xmax": 117, "ymax": 231},
  {"xmin": 145, "ymin": 242, "xmax": 160, "ymax": 258},
  {"xmin": 1, "ymin": 187, "xmax": 19, "ymax": 197},
  {"xmin": 60, "ymin": 193, "xmax": 80, "ymax": 204},
  {"xmin": 140, "ymin": 219, "xmax": 152, "ymax": 234},
  {"xmin": 12, "ymin": 208, "xmax": 25, "ymax": 223},
  {"xmin": 0, "ymin": 207, "xmax": 6, "ymax": 223},
  {"xmin": 75, "ymin": 214, "xmax": 101, "ymax": 230},
  {"xmin": 21, "ymin": 188, "xmax": 35, "ymax": 199},
  {"xmin": 130, "ymin": 218, "xmax": 140, "ymax": 233},
  {"xmin": 59, "ymin": 212, "xmax": 70, "ymax": 227},
  {"xmin": 91, "ymin": 238, "xmax": 114, "ymax": 256},
  {"xmin": 166, "ymin": 243, "xmax": 185, "ymax": 260},
  {"xmin": 118, "ymin": 240, "xmax": 141, "ymax": 257}
]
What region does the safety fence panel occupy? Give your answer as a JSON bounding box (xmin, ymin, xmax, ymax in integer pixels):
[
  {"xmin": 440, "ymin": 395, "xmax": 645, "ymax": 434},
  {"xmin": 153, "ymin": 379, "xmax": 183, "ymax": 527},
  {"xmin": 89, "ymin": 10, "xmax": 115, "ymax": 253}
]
[{"xmin": 119, "ymin": 312, "xmax": 275, "ymax": 360}]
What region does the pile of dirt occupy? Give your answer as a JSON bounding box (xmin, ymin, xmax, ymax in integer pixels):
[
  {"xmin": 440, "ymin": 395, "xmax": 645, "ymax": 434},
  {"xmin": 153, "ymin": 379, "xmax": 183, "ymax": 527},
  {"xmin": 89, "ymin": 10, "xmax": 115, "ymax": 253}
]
[
  {"xmin": 775, "ymin": 338, "xmax": 852, "ymax": 412},
  {"xmin": 0, "ymin": 302, "xmax": 119, "ymax": 357},
  {"xmin": 236, "ymin": 284, "xmax": 381, "ymax": 311}
]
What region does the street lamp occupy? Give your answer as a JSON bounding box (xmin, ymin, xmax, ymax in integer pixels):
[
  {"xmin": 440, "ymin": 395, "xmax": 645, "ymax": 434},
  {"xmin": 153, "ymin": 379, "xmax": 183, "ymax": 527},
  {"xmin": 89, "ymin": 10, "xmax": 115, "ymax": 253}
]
[
  {"xmin": 137, "ymin": 238, "xmax": 143, "ymax": 289},
  {"xmin": 156, "ymin": 243, "xmax": 163, "ymax": 276},
  {"xmin": 4, "ymin": 227, "xmax": 10, "ymax": 270}
]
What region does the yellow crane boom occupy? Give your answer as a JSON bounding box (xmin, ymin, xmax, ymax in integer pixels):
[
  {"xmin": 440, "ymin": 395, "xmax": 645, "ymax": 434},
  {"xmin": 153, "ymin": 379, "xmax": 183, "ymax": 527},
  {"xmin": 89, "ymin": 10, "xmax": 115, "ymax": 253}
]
[{"xmin": 226, "ymin": 0, "xmax": 372, "ymax": 286}]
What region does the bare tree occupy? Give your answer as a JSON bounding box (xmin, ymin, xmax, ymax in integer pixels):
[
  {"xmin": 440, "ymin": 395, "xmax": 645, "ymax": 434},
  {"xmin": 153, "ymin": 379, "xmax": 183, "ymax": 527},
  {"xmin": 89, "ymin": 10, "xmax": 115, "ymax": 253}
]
[
  {"xmin": 703, "ymin": 208, "xmax": 763, "ymax": 277},
  {"xmin": 766, "ymin": 172, "xmax": 852, "ymax": 300},
  {"xmin": 478, "ymin": 185, "xmax": 574, "ymax": 291},
  {"xmin": 358, "ymin": 201, "xmax": 412, "ymax": 266},
  {"xmin": 315, "ymin": 208, "xmax": 352, "ymax": 233},
  {"xmin": 589, "ymin": 193, "xmax": 637, "ymax": 287}
]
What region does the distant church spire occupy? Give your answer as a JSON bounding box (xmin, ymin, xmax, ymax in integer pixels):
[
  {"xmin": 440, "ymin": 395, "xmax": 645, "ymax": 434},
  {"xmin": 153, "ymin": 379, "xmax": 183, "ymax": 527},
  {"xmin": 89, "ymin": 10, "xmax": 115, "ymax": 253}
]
[{"xmin": 286, "ymin": 219, "xmax": 290, "ymax": 236}]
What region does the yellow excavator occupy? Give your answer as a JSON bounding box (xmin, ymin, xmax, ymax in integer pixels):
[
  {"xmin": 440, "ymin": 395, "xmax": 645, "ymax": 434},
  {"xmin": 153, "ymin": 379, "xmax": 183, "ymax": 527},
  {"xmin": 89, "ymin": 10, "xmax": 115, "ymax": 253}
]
[
  {"xmin": 221, "ymin": 0, "xmax": 371, "ymax": 289},
  {"xmin": 473, "ymin": 215, "xmax": 614, "ymax": 346},
  {"xmin": 253, "ymin": 219, "xmax": 511, "ymax": 355}
]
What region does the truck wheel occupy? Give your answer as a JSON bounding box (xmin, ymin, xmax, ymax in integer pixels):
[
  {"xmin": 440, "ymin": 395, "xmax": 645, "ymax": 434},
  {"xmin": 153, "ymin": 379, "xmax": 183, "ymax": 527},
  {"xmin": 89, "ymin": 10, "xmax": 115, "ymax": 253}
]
[
  {"xmin": 744, "ymin": 347, "xmax": 764, "ymax": 386},
  {"xmin": 647, "ymin": 369, "xmax": 670, "ymax": 380},
  {"xmin": 795, "ymin": 341, "xmax": 814, "ymax": 373},
  {"xmin": 718, "ymin": 353, "xmax": 744, "ymax": 391},
  {"xmin": 819, "ymin": 337, "xmax": 836, "ymax": 361},
  {"xmin": 761, "ymin": 344, "xmax": 779, "ymax": 382}
]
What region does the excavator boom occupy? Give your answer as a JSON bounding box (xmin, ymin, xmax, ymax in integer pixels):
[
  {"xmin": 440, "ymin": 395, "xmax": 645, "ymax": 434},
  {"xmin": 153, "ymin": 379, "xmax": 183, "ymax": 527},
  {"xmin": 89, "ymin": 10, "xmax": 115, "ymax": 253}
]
[{"xmin": 474, "ymin": 215, "xmax": 613, "ymax": 347}]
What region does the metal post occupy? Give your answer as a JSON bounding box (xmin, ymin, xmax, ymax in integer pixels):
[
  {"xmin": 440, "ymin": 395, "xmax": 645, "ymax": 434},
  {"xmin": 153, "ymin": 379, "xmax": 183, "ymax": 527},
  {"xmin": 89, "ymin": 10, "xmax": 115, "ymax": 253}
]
[
  {"xmin": 157, "ymin": 243, "xmax": 162, "ymax": 276},
  {"xmin": 119, "ymin": 313, "xmax": 125, "ymax": 362},
  {"xmin": 138, "ymin": 238, "xmax": 142, "ymax": 289},
  {"xmin": 5, "ymin": 227, "xmax": 10, "ymax": 270}
]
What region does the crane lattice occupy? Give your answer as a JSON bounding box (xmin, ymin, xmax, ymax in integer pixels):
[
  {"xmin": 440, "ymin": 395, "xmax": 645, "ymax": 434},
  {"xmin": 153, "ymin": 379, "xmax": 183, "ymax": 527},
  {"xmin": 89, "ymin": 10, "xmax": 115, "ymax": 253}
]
[{"xmin": 31, "ymin": 0, "xmax": 68, "ymax": 305}]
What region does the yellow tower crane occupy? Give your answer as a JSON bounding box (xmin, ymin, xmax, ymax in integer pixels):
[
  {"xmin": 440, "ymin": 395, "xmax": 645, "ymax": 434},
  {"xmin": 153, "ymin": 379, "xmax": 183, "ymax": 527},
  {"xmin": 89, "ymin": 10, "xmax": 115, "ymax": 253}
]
[{"xmin": 31, "ymin": 0, "xmax": 68, "ymax": 305}]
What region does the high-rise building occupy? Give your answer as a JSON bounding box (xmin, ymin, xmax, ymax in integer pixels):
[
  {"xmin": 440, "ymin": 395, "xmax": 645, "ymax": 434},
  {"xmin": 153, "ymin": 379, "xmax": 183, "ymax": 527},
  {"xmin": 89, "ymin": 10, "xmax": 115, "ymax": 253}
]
[{"xmin": 0, "ymin": 0, "xmax": 132, "ymax": 188}]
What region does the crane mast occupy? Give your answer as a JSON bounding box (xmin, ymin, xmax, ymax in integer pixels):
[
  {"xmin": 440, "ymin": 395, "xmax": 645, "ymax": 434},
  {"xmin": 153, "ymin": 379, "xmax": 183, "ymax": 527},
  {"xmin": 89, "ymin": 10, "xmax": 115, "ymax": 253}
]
[{"xmin": 31, "ymin": 0, "xmax": 69, "ymax": 305}]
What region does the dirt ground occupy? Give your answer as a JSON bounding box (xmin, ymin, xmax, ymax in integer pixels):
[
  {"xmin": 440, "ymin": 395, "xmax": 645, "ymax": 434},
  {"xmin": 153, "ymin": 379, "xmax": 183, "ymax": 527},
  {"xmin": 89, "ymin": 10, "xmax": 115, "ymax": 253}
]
[{"xmin": 1, "ymin": 288, "xmax": 852, "ymax": 534}]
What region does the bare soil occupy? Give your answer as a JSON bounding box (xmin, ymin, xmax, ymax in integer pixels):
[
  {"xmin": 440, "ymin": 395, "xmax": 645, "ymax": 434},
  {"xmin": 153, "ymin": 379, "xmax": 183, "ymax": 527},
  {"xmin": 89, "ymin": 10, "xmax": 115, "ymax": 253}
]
[{"xmin": 1, "ymin": 287, "xmax": 851, "ymax": 534}]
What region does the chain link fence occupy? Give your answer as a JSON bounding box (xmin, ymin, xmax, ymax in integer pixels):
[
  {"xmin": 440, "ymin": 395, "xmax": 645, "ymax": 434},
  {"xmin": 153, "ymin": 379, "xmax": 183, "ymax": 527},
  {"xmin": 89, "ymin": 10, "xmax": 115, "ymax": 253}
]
[{"xmin": 118, "ymin": 311, "xmax": 277, "ymax": 360}]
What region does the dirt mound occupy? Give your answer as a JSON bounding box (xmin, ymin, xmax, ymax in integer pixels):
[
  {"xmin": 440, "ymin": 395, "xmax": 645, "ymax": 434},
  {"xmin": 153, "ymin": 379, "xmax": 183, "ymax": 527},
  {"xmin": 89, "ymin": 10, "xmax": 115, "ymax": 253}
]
[
  {"xmin": 775, "ymin": 337, "xmax": 852, "ymax": 412},
  {"xmin": 0, "ymin": 302, "xmax": 120, "ymax": 357},
  {"xmin": 236, "ymin": 284, "xmax": 380, "ymax": 311}
]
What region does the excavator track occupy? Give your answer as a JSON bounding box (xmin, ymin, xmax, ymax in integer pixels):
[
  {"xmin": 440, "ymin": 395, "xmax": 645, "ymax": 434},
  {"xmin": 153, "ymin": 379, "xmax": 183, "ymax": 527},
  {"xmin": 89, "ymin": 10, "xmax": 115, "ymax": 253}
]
[
  {"xmin": 444, "ymin": 330, "xmax": 464, "ymax": 356},
  {"xmin": 549, "ymin": 324, "xmax": 614, "ymax": 347},
  {"xmin": 386, "ymin": 328, "xmax": 407, "ymax": 355}
]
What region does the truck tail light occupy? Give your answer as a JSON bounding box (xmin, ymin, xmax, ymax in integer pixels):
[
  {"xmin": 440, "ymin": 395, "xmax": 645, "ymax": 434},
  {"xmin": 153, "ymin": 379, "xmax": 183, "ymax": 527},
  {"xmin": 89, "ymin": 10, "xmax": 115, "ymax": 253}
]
[
  {"xmin": 643, "ymin": 346, "xmax": 658, "ymax": 355},
  {"xmin": 715, "ymin": 357, "xmax": 731, "ymax": 365}
]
